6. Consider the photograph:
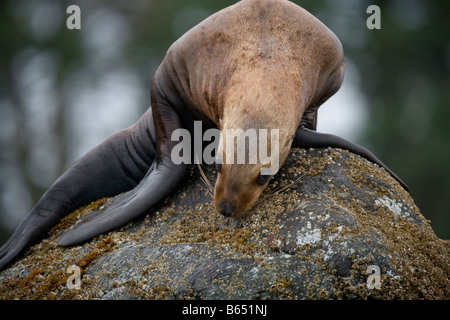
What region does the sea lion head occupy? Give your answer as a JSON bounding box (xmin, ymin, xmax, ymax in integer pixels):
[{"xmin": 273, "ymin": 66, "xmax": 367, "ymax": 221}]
[
  {"xmin": 211, "ymin": 56, "xmax": 305, "ymax": 218},
  {"xmin": 213, "ymin": 111, "xmax": 296, "ymax": 218}
]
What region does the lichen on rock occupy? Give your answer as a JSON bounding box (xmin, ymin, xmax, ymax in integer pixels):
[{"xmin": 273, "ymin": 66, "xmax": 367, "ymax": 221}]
[{"xmin": 0, "ymin": 147, "xmax": 449, "ymax": 300}]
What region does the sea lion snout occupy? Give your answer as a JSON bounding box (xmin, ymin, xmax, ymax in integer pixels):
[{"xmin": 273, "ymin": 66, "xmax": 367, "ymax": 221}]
[
  {"xmin": 218, "ymin": 199, "xmax": 236, "ymax": 217},
  {"xmin": 214, "ymin": 172, "xmax": 266, "ymax": 219}
]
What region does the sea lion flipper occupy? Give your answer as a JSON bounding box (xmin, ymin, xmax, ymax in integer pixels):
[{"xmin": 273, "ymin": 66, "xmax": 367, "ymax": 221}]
[
  {"xmin": 58, "ymin": 94, "xmax": 188, "ymax": 246},
  {"xmin": 58, "ymin": 159, "xmax": 188, "ymax": 246},
  {"xmin": 0, "ymin": 223, "xmax": 34, "ymax": 270},
  {"xmin": 0, "ymin": 111, "xmax": 156, "ymax": 269},
  {"xmin": 293, "ymin": 126, "xmax": 409, "ymax": 191}
]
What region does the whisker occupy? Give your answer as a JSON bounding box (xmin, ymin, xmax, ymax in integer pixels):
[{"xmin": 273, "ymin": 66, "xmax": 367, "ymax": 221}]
[
  {"xmin": 257, "ymin": 174, "xmax": 304, "ymax": 204},
  {"xmin": 195, "ymin": 156, "xmax": 214, "ymax": 199}
]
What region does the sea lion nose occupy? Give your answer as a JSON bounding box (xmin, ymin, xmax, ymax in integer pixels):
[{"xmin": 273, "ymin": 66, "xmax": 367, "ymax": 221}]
[{"xmin": 218, "ymin": 199, "xmax": 236, "ymax": 217}]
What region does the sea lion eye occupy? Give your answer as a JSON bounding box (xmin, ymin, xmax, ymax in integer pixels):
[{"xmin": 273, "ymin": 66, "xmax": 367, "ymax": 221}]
[{"xmin": 256, "ymin": 174, "xmax": 272, "ymax": 185}]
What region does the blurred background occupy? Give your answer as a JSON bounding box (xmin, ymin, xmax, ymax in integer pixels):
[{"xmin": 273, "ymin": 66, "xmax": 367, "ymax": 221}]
[{"xmin": 0, "ymin": 0, "xmax": 448, "ymax": 244}]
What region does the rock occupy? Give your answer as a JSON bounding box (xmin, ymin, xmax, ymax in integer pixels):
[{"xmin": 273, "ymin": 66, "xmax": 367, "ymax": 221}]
[{"xmin": 0, "ymin": 147, "xmax": 449, "ymax": 300}]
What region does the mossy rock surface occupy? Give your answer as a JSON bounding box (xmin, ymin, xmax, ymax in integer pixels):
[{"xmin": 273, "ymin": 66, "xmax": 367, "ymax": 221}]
[{"xmin": 1, "ymin": 147, "xmax": 449, "ymax": 300}]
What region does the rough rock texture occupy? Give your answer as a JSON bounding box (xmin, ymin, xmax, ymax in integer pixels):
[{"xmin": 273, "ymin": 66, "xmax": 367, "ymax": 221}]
[{"xmin": 1, "ymin": 147, "xmax": 449, "ymax": 300}]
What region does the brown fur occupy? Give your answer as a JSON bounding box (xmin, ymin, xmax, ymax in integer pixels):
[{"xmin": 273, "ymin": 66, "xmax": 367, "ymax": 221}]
[{"xmin": 156, "ymin": 0, "xmax": 345, "ymax": 217}]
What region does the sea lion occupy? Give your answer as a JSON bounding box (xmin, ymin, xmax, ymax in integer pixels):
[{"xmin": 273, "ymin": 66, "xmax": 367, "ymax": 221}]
[{"xmin": 0, "ymin": 0, "xmax": 408, "ymax": 270}]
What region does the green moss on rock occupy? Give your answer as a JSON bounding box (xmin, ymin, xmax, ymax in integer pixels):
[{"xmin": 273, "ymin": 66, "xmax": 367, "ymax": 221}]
[{"xmin": 0, "ymin": 148, "xmax": 448, "ymax": 300}]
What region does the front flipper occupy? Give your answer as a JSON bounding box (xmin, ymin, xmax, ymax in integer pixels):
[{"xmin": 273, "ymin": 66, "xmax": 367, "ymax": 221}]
[
  {"xmin": 58, "ymin": 88, "xmax": 189, "ymax": 246},
  {"xmin": 58, "ymin": 157, "xmax": 188, "ymax": 246},
  {"xmin": 293, "ymin": 125, "xmax": 409, "ymax": 191},
  {"xmin": 0, "ymin": 110, "xmax": 157, "ymax": 270}
]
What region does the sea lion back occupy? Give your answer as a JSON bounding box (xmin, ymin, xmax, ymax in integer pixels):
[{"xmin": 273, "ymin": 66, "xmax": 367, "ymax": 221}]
[{"xmin": 157, "ymin": 0, "xmax": 344, "ymax": 125}]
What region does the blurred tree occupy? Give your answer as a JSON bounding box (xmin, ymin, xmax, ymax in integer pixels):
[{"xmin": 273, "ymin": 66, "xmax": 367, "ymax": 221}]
[
  {"xmin": 349, "ymin": 0, "xmax": 450, "ymax": 238},
  {"xmin": 0, "ymin": 0, "xmax": 83, "ymax": 243}
]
